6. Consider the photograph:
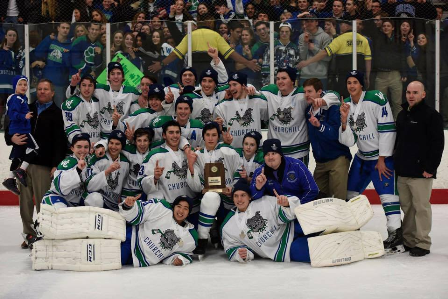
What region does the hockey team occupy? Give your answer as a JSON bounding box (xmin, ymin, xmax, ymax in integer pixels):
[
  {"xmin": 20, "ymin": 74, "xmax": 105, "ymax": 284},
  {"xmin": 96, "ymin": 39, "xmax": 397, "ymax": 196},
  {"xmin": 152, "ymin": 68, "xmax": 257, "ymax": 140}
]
[{"xmin": 3, "ymin": 50, "xmax": 444, "ymax": 270}]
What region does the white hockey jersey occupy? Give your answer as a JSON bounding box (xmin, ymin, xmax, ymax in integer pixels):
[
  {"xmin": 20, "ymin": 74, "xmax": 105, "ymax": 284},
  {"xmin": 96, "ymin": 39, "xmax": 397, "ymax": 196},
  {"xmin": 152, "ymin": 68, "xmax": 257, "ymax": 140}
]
[
  {"xmin": 149, "ymin": 116, "xmax": 204, "ymax": 149},
  {"xmin": 235, "ymin": 149, "xmax": 265, "ymax": 180},
  {"xmin": 221, "ymin": 195, "xmax": 299, "ymax": 262},
  {"xmin": 66, "ymin": 83, "xmax": 140, "ymax": 137},
  {"xmin": 121, "ymin": 144, "xmax": 149, "ymax": 197},
  {"xmin": 186, "ymin": 143, "xmax": 242, "ymax": 209},
  {"xmin": 85, "ymin": 152, "xmax": 130, "ymax": 211},
  {"xmin": 261, "ymin": 85, "xmax": 340, "ymax": 158},
  {"xmin": 62, "ymin": 95, "xmax": 101, "ymax": 144},
  {"xmin": 213, "ymin": 94, "xmax": 268, "ymax": 149},
  {"xmin": 116, "ymin": 107, "xmax": 158, "ymax": 133},
  {"xmin": 185, "ymin": 87, "xmax": 227, "ymax": 124},
  {"xmin": 138, "ymin": 144, "xmax": 198, "ymax": 203},
  {"xmin": 339, "ymin": 90, "xmax": 396, "ymax": 161},
  {"xmin": 44, "ymin": 155, "xmax": 88, "ymax": 206},
  {"xmin": 119, "ymin": 198, "xmax": 197, "ymax": 267}
]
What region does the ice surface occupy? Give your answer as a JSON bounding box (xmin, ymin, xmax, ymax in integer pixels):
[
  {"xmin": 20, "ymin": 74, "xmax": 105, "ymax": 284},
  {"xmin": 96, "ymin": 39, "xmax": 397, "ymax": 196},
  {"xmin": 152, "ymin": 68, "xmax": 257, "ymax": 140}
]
[{"xmin": 1, "ymin": 206, "xmax": 447, "ymax": 299}]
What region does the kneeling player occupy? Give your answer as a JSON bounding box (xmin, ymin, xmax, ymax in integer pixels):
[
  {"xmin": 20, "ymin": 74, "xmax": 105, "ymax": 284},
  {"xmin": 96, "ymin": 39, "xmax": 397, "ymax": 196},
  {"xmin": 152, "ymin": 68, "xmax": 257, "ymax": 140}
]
[
  {"xmin": 41, "ymin": 133, "xmax": 91, "ymax": 209},
  {"xmin": 221, "ymin": 180, "xmax": 384, "ymax": 266},
  {"xmin": 119, "ymin": 195, "xmax": 198, "ymax": 267}
]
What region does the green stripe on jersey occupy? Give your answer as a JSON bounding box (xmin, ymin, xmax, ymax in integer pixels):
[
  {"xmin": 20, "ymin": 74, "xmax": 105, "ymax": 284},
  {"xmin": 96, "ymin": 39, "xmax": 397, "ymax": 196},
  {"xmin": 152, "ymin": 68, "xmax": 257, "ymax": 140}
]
[{"xmin": 274, "ymin": 223, "xmax": 291, "ymax": 262}]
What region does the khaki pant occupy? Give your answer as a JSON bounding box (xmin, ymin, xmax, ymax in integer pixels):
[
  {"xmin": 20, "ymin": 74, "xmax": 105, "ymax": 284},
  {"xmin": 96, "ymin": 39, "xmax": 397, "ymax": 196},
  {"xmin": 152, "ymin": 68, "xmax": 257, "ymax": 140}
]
[
  {"xmin": 313, "ymin": 156, "xmax": 350, "ymax": 200},
  {"xmin": 375, "ymin": 71, "xmax": 403, "ymax": 120},
  {"xmin": 18, "ymin": 164, "xmax": 52, "ymax": 236},
  {"xmin": 397, "ymin": 176, "xmax": 433, "ymax": 250}
]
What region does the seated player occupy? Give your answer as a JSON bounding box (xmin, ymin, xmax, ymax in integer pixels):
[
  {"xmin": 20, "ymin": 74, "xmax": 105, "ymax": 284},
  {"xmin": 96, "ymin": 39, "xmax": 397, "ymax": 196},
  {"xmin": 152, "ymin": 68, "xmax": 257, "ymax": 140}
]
[
  {"xmin": 119, "ymin": 195, "xmax": 198, "ymax": 267},
  {"xmin": 221, "ymin": 179, "xmax": 384, "ymax": 266},
  {"xmin": 41, "ymin": 133, "xmax": 91, "ymax": 209},
  {"xmin": 186, "ymin": 122, "xmax": 242, "ymax": 254},
  {"xmin": 235, "ymin": 131, "xmax": 264, "ymax": 184},
  {"xmin": 121, "ymin": 128, "xmax": 154, "ymax": 198},
  {"xmin": 84, "ymin": 130, "xmax": 130, "ymax": 211},
  {"xmin": 250, "ymin": 139, "xmax": 319, "ymax": 203}
]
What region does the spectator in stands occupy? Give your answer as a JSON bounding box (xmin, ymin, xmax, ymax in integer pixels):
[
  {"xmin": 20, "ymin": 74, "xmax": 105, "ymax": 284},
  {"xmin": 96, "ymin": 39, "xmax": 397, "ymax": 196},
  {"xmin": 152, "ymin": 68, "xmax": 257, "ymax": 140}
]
[
  {"xmin": 345, "ymin": 0, "xmax": 360, "ymax": 19},
  {"xmin": 117, "ymin": 32, "xmax": 142, "ymax": 71},
  {"xmin": 73, "ymin": 8, "xmax": 82, "ymax": 22},
  {"xmin": 435, "ymin": 6, "xmax": 444, "ymax": 21},
  {"xmin": 218, "ymin": 23, "xmax": 230, "ymax": 42},
  {"xmin": 235, "ymin": 28, "xmax": 257, "ymax": 85},
  {"xmin": 228, "ymin": 21, "xmax": 244, "ymax": 48},
  {"xmin": 111, "ymin": 30, "xmax": 124, "ymax": 57},
  {"xmin": 122, "ymin": 12, "xmax": 146, "ymax": 33},
  {"xmin": 73, "ymin": 24, "xmax": 88, "ymax": 41},
  {"xmin": 0, "ymin": 0, "xmax": 25, "ymax": 24},
  {"xmin": 268, "ymin": 0, "xmax": 284, "ymax": 20},
  {"xmin": 383, "ymin": 0, "xmax": 437, "ymax": 19},
  {"xmin": 280, "ymin": 11, "xmax": 293, "ymax": 22},
  {"xmin": 197, "ymin": 3, "xmax": 210, "ymax": 19},
  {"xmin": 70, "ymin": 22, "xmax": 103, "ymax": 77},
  {"xmin": 256, "ymin": 10, "xmax": 270, "ymax": 23},
  {"xmin": 91, "ymin": 9, "xmax": 108, "ymax": 23},
  {"xmin": 244, "ymin": 2, "xmax": 257, "ymax": 24},
  {"xmin": 151, "ymin": 16, "xmax": 163, "ymax": 31},
  {"xmin": 98, "ymin": 0, "xmax": 114, "ymax": 21},
  {"xmin": 332, "ymin": 0, "xmax": 345, "ymax": 18},
  {"xmin": 252, "ymin": 21, "xmax": 270, "ymax": 55},
  {"xmin": 399, "ymin": 20, "xmax": 417, "ymax": 99},
  {"xmin": 34, "ymin": 22, "xmax": 72, "ymax": 108},
  {"xmin": 168, "ymin": 0, "xmax": 194, "ymax": 32},
  {"xmin": 297, "ymin": 0, "xmax": 311, "ymax": 13},
  {"xmin": 297, "ymin": 18, "xmax": 372, "ymax": 97},
  {"xmin": 74, "ymin": 0, "xmax": 94, "ymax": 22},
  {"xmin": 140, "ymin": 0, "xmax": 166, "ymax": 20},
  {"xmin": 324, "ymin": 19, "xmax": 338, "ymax": 38},
  {"xmin": 298, "ymin": 14, "xmax": 332, "ymax": 89},
  {"xmin": 0, "ymin": 28, "xmax": 24, "ymax": 130},
  {"xmin": 110, "ymin": 0, "xmax": 136, "ymax": 22},
  {"xmin": 141, "ymin": 23, "xmax": 151, "ymax": 36},
  {"xmin": 217, "ymin": 0, "xmax": 236, "ymax": 24},
  {"xmin": 372, "ymin": 19, "xmax": 407, "ymax": 120},
  {"xmin": 371, "ymin": 0, "xmax": 382, "ymax": 16},
  {"xmin": 312, "ymin": 0, "xmax": 332, "ymax": 18}
]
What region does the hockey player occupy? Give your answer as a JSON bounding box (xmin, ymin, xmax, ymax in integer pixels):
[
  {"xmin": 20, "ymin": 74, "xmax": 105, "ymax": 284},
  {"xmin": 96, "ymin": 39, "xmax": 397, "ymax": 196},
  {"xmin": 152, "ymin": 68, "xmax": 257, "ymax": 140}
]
[
  {"xmin": 121, "ymin": 128, "xmax": 154, "ymax": 197},
  {"xmin": 303, "ymin": 78, "xmax": 352, "ymax": 200},
  {"xmin": 67, "ymin": 62, "xmax": 140, "ymax": 138},
  {"xmin": 259, "ymin": 67, "xmax": 339, "ymax": 163},
  {"xmin": 162, "ymin": 43, "xmax": 229, "ymax": 116},
  {"xmin": 250, "ymin": 139, "xmax": 319, "ymax": 203},
  {"xmin": 41, "ymin": 133, "xmax": 90, "ymax": 209},
  {"xmin": 235, "ymin": 131, "xmax": 264, "ymax": 184},
  {"xmin": 183, "ymin": 67, "xmax": 228, "ymax": 124},
  {"xmin": 62, "ymin": 75, "xmax": 101, "ymax": 145},
  {"xmin": 213, "ymin": 72, "xmax": 268, "ymax": 149},
  {"xmin": 339, "ymin": 70, "xmax": 403, "ymax": 253},
  {"xmin": 222, "ymin": 179, "xmax": 384, "ymax": 266},
  {"xmin": 84, "ymin": 130, "xmax": 130, "ymax": 211},
  {"xmin": 186, "ymin": 122, "xmax": 242, "ymax": 254},
  {"xmin": 120, "ymin": 195, "xmax": 198, "ymax": 267},
  {"xmin": 115, "ymin": 84, "xmax": 164, "ymax": 135},
  {"xmin": 150, "ymin": 96, "xmax": 204, "ymax": 149},
  {"xmin": 138, "ymin": 120, "xmax": 198, "ymax": 203}
]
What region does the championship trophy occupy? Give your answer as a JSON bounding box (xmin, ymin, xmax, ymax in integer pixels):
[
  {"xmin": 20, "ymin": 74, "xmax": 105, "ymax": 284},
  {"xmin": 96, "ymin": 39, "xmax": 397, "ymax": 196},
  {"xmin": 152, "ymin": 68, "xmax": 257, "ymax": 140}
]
[{"xmin": 203, "ymin": 162, "xmax": 226, "ymax": 192}]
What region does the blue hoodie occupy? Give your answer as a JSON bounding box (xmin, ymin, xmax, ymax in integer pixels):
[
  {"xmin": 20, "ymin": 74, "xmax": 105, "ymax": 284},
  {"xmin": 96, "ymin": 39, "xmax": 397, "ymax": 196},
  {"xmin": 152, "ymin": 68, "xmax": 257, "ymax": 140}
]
[{"xmin": 6, "ymin": 75, "xmax": 31, "ymax": 134}]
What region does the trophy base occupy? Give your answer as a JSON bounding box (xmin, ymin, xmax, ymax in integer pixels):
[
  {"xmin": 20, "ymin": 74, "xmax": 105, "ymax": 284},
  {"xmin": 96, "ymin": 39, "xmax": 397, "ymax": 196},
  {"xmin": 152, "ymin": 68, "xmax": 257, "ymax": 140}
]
[{"xmin": 203, "ymin": 188, "xmax": 225, "ymax": 193}]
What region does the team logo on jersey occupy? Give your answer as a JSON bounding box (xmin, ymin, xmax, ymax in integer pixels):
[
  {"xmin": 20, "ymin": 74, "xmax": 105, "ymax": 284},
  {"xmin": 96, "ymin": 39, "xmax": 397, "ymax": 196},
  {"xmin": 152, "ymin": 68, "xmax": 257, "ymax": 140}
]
[
  {"xmin": 131, "ymin": 163, "xmax": 140, "ymax": 176},
  {"xmin": 60, "ymin": 159, "xmax": 71, "ymax": 168},
  {"xmin": 158, "ymin": 229, "xmax": 180, "ymax": 250},
  {"xmin": 165, "ymin": 160, "xmax": 188, "ymax": 179},
  {"xmin": 65, "ymin": 99, "xmax": 74, "ymax": 109},
  {"xmin": 270, "ymin": 107, "xmax": 294, "ymax": 125},
  {"xmin": 80, "ymin": 112, "xmax": 100, "ymax": 129},
  {"xmin": 196, "ymin": 108, "xmax": 212, "ymax": 123},
  {"xmin": 286, "ymin": 171, "xmax": 297, "ymax": 183},
  {"xmin": 107, "ymin": 171, "xmax": 120, "ymax": 190},
  {"xmin": 84, "ymin": 46, "xmax": 96, "ymax": 64},
  {"xmin": 49, "ymin": 48, "xmax": 63, "ymax": 63},
  {"xmin": 349, "ymin": 112, "xmax": 367, "ymax": 132},
  {"xmin": 246, "ymin": 211, "xmax": 268, "ymax": 236},
  {"xmin": 228, "ymin": 108, "xmax": 254, "ymax": 127},
  {"xmin": 101, "ymin": 101, "xmax": 125, "ymax": 115}
]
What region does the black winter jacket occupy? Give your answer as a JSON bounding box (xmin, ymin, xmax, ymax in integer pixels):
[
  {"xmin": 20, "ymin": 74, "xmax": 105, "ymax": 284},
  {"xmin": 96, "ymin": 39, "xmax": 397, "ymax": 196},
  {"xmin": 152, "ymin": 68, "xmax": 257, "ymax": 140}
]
[{"xmin": 394, "ymin": 100, "xmax": 444, "ymax": 178}]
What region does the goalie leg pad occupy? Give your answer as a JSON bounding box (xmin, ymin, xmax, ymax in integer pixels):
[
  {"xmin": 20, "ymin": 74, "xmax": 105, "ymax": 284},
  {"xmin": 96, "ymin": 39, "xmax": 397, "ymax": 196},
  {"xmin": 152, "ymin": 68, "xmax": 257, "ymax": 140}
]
[
  {"xmin": 294, "ymin": 196, "xmax": 373, "ymax": 235},
  {"xmin": 37, "ymin": 205, "xmax": 126, "ymax": 241},
  {"xmin": 32, "ymin": 239, "xmax": 122, "ymax": 271},
  {"xmin": 307, "ymin": 231, "xmax": 384, "ymax": 267}
]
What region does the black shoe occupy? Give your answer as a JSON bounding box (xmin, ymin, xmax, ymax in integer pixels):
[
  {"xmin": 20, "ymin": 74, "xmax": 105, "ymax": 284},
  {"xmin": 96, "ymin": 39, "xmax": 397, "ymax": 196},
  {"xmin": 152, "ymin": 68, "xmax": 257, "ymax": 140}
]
[
  {"xmin": 20, "ymin": 241, "xmax": 28, "ymax": 249},
  {"xmin": 13, "ymin": 168, "xmax": 27, "ymax": 187},
  {"xmin": 403, "ymin": 244, "xmax": 413, "ymax": 252},
  {"xmin": 22, "ymin": 234, "xmax": 39, "ymax": 250},
  {"xmin": 2, "ymin": 178, "xmax": 20, "ymax": 195},
  {"xmin": 193, "ymin": 239, "xmax": 208, "ymax": 255},
  {"xmin": 410, "ymin": 247, "xmax": 430, "ymax": 257}
]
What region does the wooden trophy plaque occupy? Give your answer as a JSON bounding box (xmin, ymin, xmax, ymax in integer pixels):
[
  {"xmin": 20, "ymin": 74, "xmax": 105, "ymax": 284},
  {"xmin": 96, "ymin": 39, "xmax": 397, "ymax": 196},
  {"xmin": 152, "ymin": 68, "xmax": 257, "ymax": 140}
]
[{"xmin": 203, "ymin": 162, "xmax": 226, "ymax": 193}]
